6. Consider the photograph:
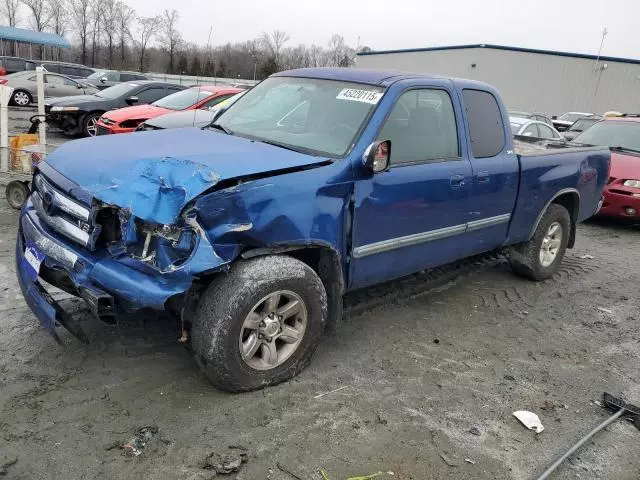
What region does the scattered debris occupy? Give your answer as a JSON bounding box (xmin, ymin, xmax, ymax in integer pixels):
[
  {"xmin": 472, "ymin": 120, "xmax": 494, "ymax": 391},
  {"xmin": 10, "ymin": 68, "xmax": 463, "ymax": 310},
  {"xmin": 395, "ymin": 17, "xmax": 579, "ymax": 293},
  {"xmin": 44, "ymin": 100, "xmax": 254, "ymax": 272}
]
[
  {"xmin": 120, "ymin": 426, "xmax": 158, "ymax": 457},
  {"xmin": 104, "ymin": 441, "xmax": 121, "ymax": 451},
  {"xmin": 465, "ymin": 458, "xmax": 476, "ymax": 465},
  {"xmin": 521, "ymin": 310, "xmax": 529, "ymax": 315},
  {"xmin": 376, "ymin": 413, "xmax": 388, "ymax": 425},
  {"xmin": 504, "ymin": 374, "xmax": 516, "ymax": 381},
  {"xmin": 468, "ymin": 426, "xmax": 482, "ymax": 436},
  {"xmin": 313, "ymin": 385, "xmax": 348, "ymax": 399},
  {"xmin": 597, "ymin": 307, "xmax": 613, "ymax": 314},
  {"xmin": 319, "ymin": 470, "xmax": 388, "ymax": 479},
  {"xmin": 201, "ymin": 447, "xmax": 248, "ymax": 474},
  {"xmin": 579, "ymin": 254, "xmax": 594, "ymax": 259},
  {"xmin": 594, "ymin": 400, "xmax": 602, "ymax": 407},
  {"xmin": 0, "ymin": 456, "xmax": 17, "ymax": 476},
  {"xmin": 439, "ymin": 452, "xmax": 461, "ymax": 467},
  {"xmin": 276, "ymin": 462, "xmax": 304, "ymax": 480},
  {"xmin": 513, "ymin": 411, "xmax": 544, "ymax": 433},
  {"xmin": 433, "ymin": 338, "xmax": 440, "ymax": 344}
]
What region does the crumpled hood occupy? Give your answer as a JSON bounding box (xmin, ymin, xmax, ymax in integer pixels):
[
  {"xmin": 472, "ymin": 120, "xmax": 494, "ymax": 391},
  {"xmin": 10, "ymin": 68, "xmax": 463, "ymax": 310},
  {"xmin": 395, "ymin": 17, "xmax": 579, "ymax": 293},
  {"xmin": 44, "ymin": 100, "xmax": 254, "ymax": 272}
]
[
  {"xmin": 45, "ymin": 127, "xmax": 326, "ymax": 224},
  {"xmin": 609, "ymin": 151, "xmax": 640, "ymax": 179},
  {"xmin": 103, "ymin": 104, "xmax": 171, "ymax": 122}
]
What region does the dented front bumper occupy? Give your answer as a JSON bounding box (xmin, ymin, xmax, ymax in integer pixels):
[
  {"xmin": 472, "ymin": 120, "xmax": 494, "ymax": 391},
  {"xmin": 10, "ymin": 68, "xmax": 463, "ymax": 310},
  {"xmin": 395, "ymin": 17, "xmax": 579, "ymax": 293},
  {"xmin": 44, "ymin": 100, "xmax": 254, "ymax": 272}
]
[{"xmin": 16, "ymin": 203, "xmax": 207, "ymax": 341}]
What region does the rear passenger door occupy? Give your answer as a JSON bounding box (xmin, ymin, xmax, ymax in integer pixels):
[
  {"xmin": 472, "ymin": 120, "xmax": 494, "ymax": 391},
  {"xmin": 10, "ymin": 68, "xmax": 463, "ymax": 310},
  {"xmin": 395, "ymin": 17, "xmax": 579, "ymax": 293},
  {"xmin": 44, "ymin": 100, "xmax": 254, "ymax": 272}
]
[
  {"xmin": 350, "ymin": 84, "xmax": 474, "ymax": 289},
  {"xmin": 462, "ymin": 89, "xmax": 519, "ymax": 253},
  {"xmin": 44, "ymin": 74, "xmax": 80, "ymax": 97}
]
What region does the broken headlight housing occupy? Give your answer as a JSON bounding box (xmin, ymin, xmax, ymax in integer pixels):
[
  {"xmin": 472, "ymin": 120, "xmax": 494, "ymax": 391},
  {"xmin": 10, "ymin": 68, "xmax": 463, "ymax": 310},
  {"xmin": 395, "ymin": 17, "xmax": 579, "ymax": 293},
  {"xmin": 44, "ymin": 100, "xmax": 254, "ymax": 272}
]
[{"xmin": 130, "ymin": 218, "xmax": 198, "ymax": 272}]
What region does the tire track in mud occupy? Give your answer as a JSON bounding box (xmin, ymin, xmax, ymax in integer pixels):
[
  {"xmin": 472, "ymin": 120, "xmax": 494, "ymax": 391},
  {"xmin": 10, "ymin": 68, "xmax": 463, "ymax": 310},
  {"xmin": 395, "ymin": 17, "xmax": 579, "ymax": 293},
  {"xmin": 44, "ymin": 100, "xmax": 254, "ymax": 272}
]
[{"xmin": 344, "ymin": 250, "xmax": 506, "ymax": 318}]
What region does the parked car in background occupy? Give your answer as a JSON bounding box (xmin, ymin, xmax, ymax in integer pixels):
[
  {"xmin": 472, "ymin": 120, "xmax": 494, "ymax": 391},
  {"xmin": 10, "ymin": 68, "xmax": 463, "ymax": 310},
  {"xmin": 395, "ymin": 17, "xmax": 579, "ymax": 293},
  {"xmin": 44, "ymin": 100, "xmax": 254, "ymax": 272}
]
[
  {"xmin": 0, "ymin": 71, "xmax": 99, "ymax": 106},
  {"xmin": 96, "ymin": 85, "xmax": 242, "ymax": 134},
  {"xmin": 562, "ymin": 116, "xmax": 603, "ymax": 141},
  {"xmin": 45, "ymin": 81, "xmax": 185, "ymax": 136},
  {"xmin": 136, "ymin": 90, "xmax": 248, "ymax": 131},
  {"xmin": 553, "ymin": 111, "xmax": 597, "ymax": 131},
  {"xmin": 510, "ymin": 116, "xmax": 565, "ymax": 141},
  {"xmin": 0, "ymin": 56, "xmax": 36, "ymax": 74},
  {"xmin": 84, "ymin": 69, "xmax": 151, "ymax": 89},
  {"xmin": 17, "ymin": 68, "xmax": 609, "ymax": 391},
  {"xmin": 37, "ymin": 61, "xmax": 95, "ymax": 79},
  {"xmin": 572, "ymin": 116, "xmax": 640, "ymax": 219},
  {"xmin": 509, "ymin": 110, "xmax": 554, "ymax": 127}
]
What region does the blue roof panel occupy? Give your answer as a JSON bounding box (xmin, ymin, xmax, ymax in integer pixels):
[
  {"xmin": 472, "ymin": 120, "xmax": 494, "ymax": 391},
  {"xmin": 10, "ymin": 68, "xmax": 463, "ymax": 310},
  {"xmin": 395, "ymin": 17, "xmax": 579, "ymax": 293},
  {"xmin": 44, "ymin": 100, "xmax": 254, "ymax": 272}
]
[{"xmin": 0, "ymin": 26, "xmax": 71, "ymax": 48}]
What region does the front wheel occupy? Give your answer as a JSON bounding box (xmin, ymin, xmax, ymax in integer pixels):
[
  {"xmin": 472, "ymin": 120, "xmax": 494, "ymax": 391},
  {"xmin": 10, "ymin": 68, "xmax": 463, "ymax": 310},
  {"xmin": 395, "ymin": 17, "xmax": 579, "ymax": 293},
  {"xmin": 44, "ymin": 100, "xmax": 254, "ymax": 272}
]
[
  {"xmin": 191, "ymin": 255, "xmax": 327, "ymax": 392},
  {"xmin": 82, "ymin": 112, "xmax": 101, "ymax": 137},
  {"xmin": 509, "ymin": 204, "xmax": 570, "ymax": 281}
]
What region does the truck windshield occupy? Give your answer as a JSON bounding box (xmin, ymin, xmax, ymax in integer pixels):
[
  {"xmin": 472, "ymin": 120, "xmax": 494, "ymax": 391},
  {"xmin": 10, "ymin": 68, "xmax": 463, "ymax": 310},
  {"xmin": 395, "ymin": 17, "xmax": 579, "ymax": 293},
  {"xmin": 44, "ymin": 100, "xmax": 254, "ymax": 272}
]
[
  {"xmin": 574, "ymin": 121, "xmax": 640, "ymax": 152},
  {"xmin": 214, "ymin": 77, "xmax": 384, "ymax": 157}
]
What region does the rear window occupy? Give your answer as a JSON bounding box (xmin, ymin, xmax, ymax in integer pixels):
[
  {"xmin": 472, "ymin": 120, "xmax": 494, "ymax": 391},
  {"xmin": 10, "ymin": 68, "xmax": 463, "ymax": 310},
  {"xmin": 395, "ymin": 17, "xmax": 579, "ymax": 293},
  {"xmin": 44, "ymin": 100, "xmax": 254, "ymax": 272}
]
[
  {"xmin": 121, "ymin": 73, "xmax": 146, "ymax": 81},
  {"xmin": 462, "ymin": 89, "xmax": 505, "ymax": 158},
  {"xmin": 41, "ymin": 63, "xmax": 60, "ymax": 73}
]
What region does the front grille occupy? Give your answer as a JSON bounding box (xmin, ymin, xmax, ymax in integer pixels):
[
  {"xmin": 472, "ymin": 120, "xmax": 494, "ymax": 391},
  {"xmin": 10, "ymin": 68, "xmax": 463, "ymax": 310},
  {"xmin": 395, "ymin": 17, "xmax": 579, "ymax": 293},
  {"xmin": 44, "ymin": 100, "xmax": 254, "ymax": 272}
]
[
  {"xmin": 32, "ymin": 174, "xmax": 96, "ymax": 249},
  {"xmin": 96, "ymin": 125, "xmax": 110, "ymax": 136}
]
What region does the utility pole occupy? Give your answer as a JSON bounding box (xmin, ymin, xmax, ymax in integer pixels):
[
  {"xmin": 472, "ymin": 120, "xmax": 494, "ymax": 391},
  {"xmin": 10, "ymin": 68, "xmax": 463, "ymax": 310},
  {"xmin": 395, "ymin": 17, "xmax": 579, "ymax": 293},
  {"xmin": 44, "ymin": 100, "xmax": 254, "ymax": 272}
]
[{"xmin": 594, "ymin": 27, "xmax": 608, "ymax": 72}]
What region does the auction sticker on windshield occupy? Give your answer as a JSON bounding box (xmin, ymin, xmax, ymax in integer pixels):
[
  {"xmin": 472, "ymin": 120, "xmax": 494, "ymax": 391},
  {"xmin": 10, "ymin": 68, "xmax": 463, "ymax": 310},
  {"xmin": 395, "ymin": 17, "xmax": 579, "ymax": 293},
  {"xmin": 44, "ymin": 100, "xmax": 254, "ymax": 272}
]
[{"xmin": 336, "ymin": 88, "xmax": 383, "ymax": 104}]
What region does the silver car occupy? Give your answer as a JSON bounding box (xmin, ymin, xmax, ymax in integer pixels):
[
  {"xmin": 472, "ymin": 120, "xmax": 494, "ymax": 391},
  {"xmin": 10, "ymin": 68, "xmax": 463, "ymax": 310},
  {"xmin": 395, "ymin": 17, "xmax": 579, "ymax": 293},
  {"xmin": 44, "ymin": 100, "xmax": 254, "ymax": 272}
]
[
  {"xmin": 1, "ymin": 71, "xmax": 98, "ymax": 106},
  {"xmin": 510, "ymin": 116, "xmax": 565, "ymax": 141}
]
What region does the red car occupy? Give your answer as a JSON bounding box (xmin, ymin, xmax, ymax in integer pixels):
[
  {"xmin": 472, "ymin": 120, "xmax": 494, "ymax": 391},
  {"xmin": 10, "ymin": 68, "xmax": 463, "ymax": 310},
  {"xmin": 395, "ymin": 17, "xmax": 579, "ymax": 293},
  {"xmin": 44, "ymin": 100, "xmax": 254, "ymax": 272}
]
[
  {"xmin": 95, "ymin": 85, "xmax": 242, "ymax": 134},
  {"xmin": 573, "ymin": 116, "xmax": 640, "ymax": 219}
]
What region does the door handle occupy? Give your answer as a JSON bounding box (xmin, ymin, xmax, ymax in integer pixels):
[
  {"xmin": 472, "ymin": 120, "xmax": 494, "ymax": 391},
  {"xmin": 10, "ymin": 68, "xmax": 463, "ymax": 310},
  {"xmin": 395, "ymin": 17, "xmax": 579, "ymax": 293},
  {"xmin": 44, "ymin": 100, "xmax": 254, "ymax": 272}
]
[
  {"xmin": 450, "ymin": 174, "xmax": 465, "ymax": 188},
  {"xmin": 477, "ymin": 170, "xmax": 490, "ymax": 183}
]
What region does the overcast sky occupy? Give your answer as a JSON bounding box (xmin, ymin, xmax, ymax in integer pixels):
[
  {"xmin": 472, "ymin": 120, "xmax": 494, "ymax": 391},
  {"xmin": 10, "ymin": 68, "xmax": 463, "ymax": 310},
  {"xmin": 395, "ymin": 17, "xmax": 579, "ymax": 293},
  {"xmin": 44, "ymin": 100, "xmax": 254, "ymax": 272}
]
[{"xmin": 124, "ymin": 0, "xmax": 640, "ymax": 59}]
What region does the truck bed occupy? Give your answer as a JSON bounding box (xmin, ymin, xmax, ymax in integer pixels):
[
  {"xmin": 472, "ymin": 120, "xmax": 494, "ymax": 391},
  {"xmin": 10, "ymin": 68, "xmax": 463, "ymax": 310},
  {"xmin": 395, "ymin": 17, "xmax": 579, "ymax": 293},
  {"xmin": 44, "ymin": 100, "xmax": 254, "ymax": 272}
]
[{"xmin": 513, "ymin": 138, "xmax": 606, "ymax": 157}]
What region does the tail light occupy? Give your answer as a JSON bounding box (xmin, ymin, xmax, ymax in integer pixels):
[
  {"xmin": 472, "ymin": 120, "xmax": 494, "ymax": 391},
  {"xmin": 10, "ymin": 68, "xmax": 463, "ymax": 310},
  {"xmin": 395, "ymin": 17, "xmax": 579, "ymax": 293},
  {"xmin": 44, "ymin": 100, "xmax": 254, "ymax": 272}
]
[{"xmin": 0, "ymin": 79, "xmax": 8, "ymax": 85}]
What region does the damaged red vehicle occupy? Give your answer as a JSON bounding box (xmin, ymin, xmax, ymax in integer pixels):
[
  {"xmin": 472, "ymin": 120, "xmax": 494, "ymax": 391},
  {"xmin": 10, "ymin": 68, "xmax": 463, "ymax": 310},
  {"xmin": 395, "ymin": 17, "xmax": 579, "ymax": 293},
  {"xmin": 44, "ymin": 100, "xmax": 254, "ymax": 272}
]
[
  {"xmin": 95, "ymin": 85, "xmax": 242, "ymax": 134},
  {"xmin": 573, "ymin": 116, "xmax": 640, "ymax": 219}
]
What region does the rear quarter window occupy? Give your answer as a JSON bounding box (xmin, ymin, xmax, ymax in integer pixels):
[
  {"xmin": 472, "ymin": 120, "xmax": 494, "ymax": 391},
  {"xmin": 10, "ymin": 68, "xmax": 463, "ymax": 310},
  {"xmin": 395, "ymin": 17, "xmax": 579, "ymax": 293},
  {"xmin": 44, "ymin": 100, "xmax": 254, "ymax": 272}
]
[{"xmin": 462, "ymin": 89, "xmax": 506, "ymax": 158}]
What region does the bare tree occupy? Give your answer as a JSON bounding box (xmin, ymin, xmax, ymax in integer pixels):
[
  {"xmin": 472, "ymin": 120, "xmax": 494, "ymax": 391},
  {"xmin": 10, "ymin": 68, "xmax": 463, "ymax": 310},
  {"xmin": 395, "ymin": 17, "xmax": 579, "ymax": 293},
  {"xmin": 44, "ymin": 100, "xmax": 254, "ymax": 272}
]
[
  {"xmin": 21, "ymin": 0, "xmax": 52, "ymax": 31},
  {"xmin": 69, "ymin": 0, "xmax": 90, "ymax": 65},
  {"xmin": 159, "ymin": 9, "xmax": 181, "ymax": 73},
  {"xmin": 134, "ymin": 15, "xmax": 159, "ymax": 72},
  {"xmin": 48, "ymin": 0, "xmax": 67, "ymax": 36},
  {"xmin": 327, "ymin": 34, "xmax": 345, "ymax": 67},
  {"xmin": 260, "ymin": 30, "xmax": 290, "ymax": 67},
  {"xmin": 1, "ymin": 0, "xmax": 21, "ymax": 27},
  {"xmin": 89, "ymin": 0, "xmax": 101, "ymax": 66},
  {"xmin": 100, "ymin": 0, "xmax": 118, "ymax": 67},
  {"xmin": 117, "ymin": 3, "xmax": 135, "ymax": 68}
]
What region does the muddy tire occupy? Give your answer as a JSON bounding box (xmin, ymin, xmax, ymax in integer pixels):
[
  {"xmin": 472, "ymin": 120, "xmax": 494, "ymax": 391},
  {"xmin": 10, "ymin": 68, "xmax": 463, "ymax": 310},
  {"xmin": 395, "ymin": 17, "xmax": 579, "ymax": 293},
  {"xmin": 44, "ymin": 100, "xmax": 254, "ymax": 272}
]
[
  {"xmin": 191, "ymin": 255, "xmax": 327, "ymax": 392},
  {"xmin": 509, "ymin": 204, "xmax": 571, "ymax": 281},
  {"xmin": 6, "ymin": 181, "xmax": 29, "ymax": 209}
]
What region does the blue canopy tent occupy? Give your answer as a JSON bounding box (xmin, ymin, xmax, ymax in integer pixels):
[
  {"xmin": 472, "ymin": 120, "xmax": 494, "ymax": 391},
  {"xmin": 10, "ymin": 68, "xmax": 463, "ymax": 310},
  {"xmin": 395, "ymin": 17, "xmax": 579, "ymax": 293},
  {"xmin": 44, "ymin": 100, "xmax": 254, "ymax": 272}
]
[{"xmin": 0, "ymin": 26, "xmax": 71, "ymax": 59}]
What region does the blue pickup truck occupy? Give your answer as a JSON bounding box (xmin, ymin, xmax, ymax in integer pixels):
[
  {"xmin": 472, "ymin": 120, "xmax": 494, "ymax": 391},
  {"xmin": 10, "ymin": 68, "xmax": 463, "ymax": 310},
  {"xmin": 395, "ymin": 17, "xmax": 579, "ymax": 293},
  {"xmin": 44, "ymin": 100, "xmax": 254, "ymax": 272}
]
[{"xmin": 16, "ymin": 68, "xmax": 610, "ymax": 391}]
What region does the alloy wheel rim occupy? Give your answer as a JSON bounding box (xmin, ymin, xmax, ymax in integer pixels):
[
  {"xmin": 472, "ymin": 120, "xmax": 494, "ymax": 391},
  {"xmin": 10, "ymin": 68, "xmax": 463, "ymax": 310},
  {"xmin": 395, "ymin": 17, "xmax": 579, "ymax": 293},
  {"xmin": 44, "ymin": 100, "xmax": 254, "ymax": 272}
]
[
  {"xmin": 86, "ymin": 117, "xmax": 97, "ymax": 136},
  {"xmin": 540, "ymin": 222, "xmax": 562, "ymax": 267},
  {"xmin": 239, "ymin": 290, "xmax": 307, "ymax": 371}
]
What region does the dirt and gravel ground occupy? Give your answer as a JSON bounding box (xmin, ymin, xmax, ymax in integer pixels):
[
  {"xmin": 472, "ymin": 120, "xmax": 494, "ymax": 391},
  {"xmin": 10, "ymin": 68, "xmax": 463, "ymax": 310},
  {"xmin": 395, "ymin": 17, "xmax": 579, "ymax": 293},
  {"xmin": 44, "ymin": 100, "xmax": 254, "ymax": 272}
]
[{"xmin": 1, "ymin": 108, "xmax": 639, "ymax": 479}]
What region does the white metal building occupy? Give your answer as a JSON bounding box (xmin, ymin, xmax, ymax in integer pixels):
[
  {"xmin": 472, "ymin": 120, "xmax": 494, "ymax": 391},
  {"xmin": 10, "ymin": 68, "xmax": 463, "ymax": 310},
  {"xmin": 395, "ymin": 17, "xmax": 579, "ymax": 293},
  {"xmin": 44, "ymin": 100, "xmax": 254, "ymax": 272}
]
[{"xmin": 355, "ymin": 44, "xmax": 640, "ymax": 116}]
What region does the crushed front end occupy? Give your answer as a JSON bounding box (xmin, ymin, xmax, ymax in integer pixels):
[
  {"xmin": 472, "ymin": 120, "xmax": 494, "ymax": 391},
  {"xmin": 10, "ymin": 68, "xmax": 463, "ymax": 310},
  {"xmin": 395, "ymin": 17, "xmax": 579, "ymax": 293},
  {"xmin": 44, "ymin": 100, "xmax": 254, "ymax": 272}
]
[{"xmin": 16, "ymin": 163, "xmax": 224, "ymax": 342}]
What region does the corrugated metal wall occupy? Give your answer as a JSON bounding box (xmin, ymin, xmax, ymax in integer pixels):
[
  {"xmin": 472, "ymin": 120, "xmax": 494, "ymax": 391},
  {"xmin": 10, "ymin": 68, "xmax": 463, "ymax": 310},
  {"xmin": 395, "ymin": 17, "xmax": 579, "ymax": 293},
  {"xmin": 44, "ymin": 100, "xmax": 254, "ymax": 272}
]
[{"xmin": 356, "ymin": 48, "xmax": 640, "ymax": 116}]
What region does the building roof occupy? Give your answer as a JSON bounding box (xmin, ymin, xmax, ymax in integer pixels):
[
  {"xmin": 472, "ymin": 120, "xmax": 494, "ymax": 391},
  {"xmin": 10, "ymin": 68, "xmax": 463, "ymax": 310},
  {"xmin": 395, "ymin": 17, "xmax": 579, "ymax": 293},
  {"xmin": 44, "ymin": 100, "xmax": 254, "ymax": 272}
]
[
  {"xmin": 356, "ymin": 43, "xmax": 640, "ymax": 66},
  {"xmin": 0, "ymin": 26, "xmax": 71, "ymax": 48}
]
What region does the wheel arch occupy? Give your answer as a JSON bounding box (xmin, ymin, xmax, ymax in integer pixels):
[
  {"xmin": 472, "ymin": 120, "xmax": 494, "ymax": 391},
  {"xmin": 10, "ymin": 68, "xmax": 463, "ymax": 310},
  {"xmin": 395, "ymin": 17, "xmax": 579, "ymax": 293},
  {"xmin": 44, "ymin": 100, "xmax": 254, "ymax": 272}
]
[
  {"xmin": 241, "ymin": 245, "xmax": 345, "ymax": 332},
  {"xmin": 529, "ymin": 189, "xmax": 580, "ymax": 248}
]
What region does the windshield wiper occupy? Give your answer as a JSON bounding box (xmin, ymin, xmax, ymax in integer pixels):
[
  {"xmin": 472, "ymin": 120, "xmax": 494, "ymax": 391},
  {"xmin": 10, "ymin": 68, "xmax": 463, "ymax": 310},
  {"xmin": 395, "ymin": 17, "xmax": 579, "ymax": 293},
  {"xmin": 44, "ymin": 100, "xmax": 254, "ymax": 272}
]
[
  {"xmin": 610, "ymin": 145, "xmax": 640, "ymax": 154},
  {"xmin": 257, "ymin": 139, "xmax": 304, "ymax": 153},
  {"xmin": 209, "ymin": 123, "xmax": 233, "ymax": 135}
]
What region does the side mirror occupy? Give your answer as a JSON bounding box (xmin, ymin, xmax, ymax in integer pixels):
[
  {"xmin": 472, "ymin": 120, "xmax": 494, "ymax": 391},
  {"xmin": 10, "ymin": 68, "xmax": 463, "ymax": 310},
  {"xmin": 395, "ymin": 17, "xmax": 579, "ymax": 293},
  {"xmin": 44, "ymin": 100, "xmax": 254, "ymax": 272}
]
[
  {"xmin": 125, "ymin": 96, "xmax": 139, "ymax": 105},
  {"xmin": 363, "ymin": 140, "xmax": 391, "ymax": 173},
  {"xmin": 100, "ymin": 77, "xmax": 107, "ymax": 83},
  {"xmin": 551, "ymin": 115, "xmax": 557, "ymax": 120}
]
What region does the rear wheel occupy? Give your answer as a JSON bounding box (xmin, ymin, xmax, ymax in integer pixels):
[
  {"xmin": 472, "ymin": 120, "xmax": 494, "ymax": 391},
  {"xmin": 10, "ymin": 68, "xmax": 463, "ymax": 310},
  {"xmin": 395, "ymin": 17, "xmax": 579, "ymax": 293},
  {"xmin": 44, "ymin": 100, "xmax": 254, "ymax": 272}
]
[
  {"xmin": 6, "ymin": 181, "xmax": 29, "ymax": 209},
  {"xmin": 191, "ymin": 255, "xmax": 327, "ymax": 392},
  {"xmin": 11, "ymin": 90, "xmax": 32, "ymax": 107},
  {"xmin": 509, "ymin": 204, "xmax": 570, "ymax": 281}
]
